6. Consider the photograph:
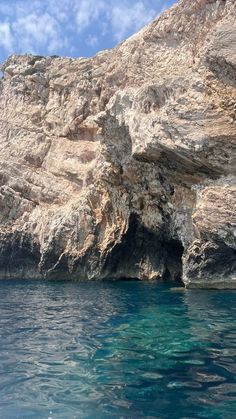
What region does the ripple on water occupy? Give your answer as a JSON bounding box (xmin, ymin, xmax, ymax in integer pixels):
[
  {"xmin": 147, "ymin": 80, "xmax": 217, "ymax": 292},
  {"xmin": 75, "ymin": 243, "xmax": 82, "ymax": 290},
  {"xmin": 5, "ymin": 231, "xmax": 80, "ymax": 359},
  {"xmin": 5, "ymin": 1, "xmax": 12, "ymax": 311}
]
[{"xmin": 0, "ymin": 281, "xmax": 235, "ymax": 418}]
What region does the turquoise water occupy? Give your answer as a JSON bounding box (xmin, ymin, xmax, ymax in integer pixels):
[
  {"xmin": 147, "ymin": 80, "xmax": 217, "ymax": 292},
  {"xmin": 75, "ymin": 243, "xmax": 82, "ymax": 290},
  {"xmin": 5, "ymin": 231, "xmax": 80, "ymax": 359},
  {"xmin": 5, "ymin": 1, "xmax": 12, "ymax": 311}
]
[{"xmin": 0, "ymin": 281, "xmax": 236, "ymax": 418}]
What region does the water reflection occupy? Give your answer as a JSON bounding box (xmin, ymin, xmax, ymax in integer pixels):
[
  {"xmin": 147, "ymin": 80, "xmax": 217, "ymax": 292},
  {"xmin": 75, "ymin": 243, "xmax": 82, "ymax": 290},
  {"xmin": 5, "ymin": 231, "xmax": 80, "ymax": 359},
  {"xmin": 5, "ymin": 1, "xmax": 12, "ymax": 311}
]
[{"xmin": 0, "ymin": 281, "xmax": 235, "ymax": 418}]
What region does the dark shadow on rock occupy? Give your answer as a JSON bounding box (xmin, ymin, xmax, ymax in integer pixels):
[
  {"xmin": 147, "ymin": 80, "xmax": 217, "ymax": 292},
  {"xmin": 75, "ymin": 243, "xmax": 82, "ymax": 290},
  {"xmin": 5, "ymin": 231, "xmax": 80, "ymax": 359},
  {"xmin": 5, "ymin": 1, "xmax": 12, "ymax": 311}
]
[{"xmin": 102, "ymin": 214, "xmax": 184, "ymax": 282}]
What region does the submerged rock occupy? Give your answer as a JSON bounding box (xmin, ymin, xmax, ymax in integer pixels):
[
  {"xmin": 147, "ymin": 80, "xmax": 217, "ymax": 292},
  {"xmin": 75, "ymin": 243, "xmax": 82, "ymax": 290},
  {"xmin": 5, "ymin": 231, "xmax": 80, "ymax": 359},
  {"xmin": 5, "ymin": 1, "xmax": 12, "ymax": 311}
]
[{"xmin": 0, "ymin": 0, "xmax": 235, "ymax": 288}]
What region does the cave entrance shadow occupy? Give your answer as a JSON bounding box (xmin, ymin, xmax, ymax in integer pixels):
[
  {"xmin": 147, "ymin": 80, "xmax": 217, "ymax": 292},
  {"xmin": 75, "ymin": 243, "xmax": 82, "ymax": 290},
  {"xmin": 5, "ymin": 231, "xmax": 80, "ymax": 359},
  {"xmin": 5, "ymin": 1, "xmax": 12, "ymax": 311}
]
[
  {"xmin": 163, "ymin": 239, "xmax": 184, "ymax": 283},
  {"xmin": 102, "ymin": 215, "xmax": 184, "ymax": 283}
]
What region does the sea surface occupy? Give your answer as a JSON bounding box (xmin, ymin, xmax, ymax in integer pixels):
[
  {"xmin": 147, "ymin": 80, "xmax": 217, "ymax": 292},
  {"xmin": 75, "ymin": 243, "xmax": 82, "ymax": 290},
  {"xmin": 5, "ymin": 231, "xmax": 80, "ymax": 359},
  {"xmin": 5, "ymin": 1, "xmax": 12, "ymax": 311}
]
[{"xmin": 0, "ymin": 280, "xmax": 235, "ymax": 419}]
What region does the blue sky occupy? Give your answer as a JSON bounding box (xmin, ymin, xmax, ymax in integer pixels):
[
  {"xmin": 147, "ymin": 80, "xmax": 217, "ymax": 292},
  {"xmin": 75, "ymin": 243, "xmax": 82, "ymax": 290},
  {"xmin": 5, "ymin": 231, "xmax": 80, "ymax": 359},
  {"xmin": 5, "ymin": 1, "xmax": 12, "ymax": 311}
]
[{"xmin": 0, "ymin": 0, "xmax": 176, "ymax": 64}]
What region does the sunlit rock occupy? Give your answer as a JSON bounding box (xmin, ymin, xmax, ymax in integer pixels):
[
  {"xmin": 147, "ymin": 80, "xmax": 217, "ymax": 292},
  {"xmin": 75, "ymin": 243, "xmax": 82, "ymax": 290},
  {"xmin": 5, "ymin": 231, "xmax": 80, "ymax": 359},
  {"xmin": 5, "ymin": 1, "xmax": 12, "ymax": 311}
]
[{"xmin": 0, "ymin": 0, "xmax": 235, "ymax": 287}]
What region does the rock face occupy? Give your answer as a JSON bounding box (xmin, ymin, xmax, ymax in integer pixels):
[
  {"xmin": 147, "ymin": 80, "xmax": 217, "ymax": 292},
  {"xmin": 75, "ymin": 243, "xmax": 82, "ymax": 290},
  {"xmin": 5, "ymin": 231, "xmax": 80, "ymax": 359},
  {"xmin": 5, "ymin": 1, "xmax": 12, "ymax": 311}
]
[{"xmin": 0, "ymin": 0, "xmax": 235, "ymax": 288}]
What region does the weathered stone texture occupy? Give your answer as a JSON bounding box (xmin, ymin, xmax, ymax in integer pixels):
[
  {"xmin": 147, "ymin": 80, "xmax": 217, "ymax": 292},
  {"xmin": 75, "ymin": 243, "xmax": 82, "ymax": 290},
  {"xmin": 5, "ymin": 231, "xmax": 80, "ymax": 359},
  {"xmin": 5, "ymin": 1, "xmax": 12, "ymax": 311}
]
[{"xmin": 0, "ymin": 0, "xmax": 235, "ymax": 287}]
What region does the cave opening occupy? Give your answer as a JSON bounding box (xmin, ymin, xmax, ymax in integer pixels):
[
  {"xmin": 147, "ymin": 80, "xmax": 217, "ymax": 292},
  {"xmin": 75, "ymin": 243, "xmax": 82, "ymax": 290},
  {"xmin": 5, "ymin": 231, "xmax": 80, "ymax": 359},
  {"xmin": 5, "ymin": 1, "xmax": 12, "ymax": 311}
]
[
  {"xmin": 163, "ymin": 239, "xmax": 184, "ymax": 282},
  {"xmin": 103, "ymin": 215, "xmax": 184, "ymax": 283}
]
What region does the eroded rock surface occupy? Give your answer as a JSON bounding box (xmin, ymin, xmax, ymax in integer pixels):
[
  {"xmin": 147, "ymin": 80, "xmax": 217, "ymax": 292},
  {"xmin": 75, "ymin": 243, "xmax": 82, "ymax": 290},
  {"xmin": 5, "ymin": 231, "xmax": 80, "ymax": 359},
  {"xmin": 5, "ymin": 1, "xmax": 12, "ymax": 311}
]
[{"xmin": 0, "ymin": 0, "xmax": 235, "ymax": 287}]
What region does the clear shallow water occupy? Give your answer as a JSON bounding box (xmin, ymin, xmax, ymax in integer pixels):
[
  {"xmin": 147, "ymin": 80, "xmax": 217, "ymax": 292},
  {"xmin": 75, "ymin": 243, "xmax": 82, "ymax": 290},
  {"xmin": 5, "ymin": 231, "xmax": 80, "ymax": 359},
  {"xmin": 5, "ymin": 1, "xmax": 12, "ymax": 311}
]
[{"xmin": 0, "ymin": 281, "xmax": 236, "ymax": 419}]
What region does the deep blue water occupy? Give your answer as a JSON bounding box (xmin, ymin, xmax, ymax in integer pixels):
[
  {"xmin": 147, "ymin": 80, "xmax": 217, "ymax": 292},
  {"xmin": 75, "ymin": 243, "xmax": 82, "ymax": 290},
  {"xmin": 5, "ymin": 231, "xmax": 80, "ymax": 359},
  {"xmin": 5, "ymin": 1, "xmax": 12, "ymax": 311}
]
[{"xmin": 0, "ymin": 281, "xmax": 235, "ymax": 419}]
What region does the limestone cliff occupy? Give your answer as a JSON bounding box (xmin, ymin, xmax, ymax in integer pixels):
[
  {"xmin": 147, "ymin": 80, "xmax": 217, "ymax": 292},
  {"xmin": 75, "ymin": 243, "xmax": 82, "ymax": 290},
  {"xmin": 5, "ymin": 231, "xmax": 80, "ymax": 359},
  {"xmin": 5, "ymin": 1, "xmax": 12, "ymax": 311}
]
[{"xmin": 0, "ymin": 0, "xmax": 235, "ymax": 288}]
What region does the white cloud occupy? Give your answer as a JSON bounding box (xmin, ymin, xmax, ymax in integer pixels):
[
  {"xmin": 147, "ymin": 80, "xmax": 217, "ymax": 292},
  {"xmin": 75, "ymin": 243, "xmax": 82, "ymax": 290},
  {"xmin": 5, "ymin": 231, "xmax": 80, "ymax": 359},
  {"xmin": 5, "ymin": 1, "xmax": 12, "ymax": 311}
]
[
  {"xmin": 86, "ymin": 35, "xmax": 99, "ymax": 48},
  {"xmin": 0, "ymin": 0, "xmax": 167, "ymax": 59},
  {"xmin": 12, "ymin": 12, "xmax": 63, "ymax": 54},
  {"xmin": 74, "ymin": 0, "xmax": 157, "ymax": 41},
  {"xmin": 75, "ymin": 0, "xmax": 106, "ymax": 33},
  {"xmin": 110, "ymin": 1, "xmax": 156, "ymax": 41},
  {"xmin": 0, "ymin": 21, "xmax": 14, "ymax": 51}
]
